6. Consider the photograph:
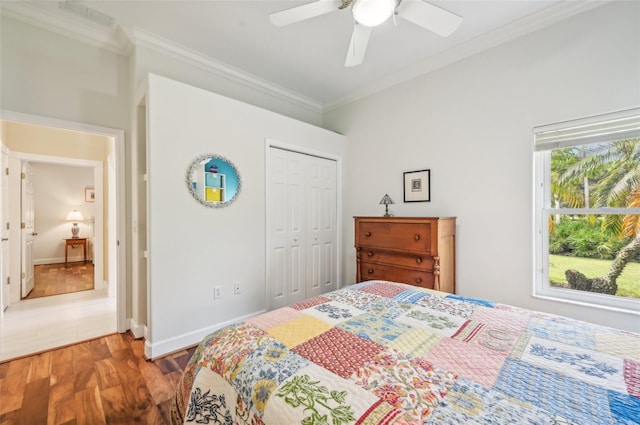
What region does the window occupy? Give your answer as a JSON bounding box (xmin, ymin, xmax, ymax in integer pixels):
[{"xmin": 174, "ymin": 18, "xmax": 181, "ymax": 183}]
[{"xmin": 533, "ymin": 108, "xmax": 640, "ymax": 314}]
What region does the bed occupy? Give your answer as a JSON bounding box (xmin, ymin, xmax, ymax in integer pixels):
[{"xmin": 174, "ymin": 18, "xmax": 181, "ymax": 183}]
[{"xmin": 171, "ymin": 280, "xmax": 639, "ymax": 424}]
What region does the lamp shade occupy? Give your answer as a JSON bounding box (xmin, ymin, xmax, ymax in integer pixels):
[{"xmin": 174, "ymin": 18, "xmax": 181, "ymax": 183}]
[
  {"xmin": 352, "ymin": 0, "xmax": 395, "ymax": 27},
  {"xmin": 66, "ymin": 210, "xmax": 84, "ymax": 222},
  {"xmin": 379, "ymin": 194, "xmax": 394, "ymax": 205}
]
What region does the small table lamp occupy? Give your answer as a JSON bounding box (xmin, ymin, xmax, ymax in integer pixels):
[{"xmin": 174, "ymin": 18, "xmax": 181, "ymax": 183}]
[
  {"xmin": 66, "ymin": 210, "xmax": 84, "ymax": 238},
  {"xmin": 379, "ymin": 194, "xmax": 394, "ymax": 217}
]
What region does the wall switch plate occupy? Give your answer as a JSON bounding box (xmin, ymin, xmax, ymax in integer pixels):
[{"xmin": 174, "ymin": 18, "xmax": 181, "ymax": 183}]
[
  {"xmin": 214, "ymin": 286, "xmax": 222, "ymax": 300},
  {"xmin": 233, "ymin": 283, "xmax": 240, "ymax": 295}
]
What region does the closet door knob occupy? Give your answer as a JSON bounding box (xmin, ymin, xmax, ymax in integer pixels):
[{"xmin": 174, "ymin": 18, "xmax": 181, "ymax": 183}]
[
  {"xmin": 1, "ymin": 238, "xmax": 8, "ymax": 242},
  {"xmin": 413, "ymin": 234, "xmax": 420, "ymax": 241}
]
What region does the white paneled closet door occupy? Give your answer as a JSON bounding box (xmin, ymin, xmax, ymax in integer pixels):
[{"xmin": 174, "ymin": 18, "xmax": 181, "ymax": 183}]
[{"xmin": 268, "ymin": 147, "xmax": 337, "ymax": 310}]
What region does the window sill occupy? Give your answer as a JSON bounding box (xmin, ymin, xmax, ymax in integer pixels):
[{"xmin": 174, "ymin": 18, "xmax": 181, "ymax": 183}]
[{"xmin": 534, "ymin": 286, "xmax": 640, "ymax": 316}]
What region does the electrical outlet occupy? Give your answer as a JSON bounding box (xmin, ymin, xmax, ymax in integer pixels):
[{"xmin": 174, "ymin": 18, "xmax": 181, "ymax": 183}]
[
  {"xmin": 214, "ymin": 286, "xmax": 222, "ymax": 300},
  {"xmin": 233, "ymin": 283, "xmax": 241, "ymax": 295}
]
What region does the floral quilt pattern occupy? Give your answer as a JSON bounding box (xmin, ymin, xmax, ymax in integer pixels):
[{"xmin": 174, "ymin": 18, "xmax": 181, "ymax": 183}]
[{"xmin": 172, "ymin": 281, "xmax": 640, "ymax": 425}]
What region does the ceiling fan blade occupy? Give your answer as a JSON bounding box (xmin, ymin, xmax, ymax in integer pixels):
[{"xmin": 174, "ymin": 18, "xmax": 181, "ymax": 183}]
[
  {"xmin": 397, "ymin": 0, "xmax": 462, "ymax": 37},
  {"xmin": 269, "ymin": 0, "xmax": 343, "ymax": 27},
  {"xmin": 345, "ymin": 23, "xmax": 372, "ymax": 67}
]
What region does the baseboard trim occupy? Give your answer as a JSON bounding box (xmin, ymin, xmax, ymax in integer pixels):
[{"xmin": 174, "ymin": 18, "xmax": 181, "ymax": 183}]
[
  {"xmin": 144, "ymin": 309, "xmax": 267, "ymax": 360},
  {"xmin": 129, "ymin": 318, "xmax": 147, "ymax": 340}
]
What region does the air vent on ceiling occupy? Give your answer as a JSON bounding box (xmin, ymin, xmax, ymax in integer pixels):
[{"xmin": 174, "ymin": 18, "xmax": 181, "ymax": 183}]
[{"xmin": 58, "ymin": 1, "xmax": 115, "ymax": 28}]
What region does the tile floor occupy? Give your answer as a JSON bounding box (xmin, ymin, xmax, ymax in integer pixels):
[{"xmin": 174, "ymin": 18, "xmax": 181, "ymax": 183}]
[{"xmin": 0, "ymin": 288, "xmax": 117, "ymax": 362}]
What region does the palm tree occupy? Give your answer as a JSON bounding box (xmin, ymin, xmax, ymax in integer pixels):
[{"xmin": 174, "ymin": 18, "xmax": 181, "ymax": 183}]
[{"xmin": 555, "ymin": 139, "xmax": 640, "ymax": 293}]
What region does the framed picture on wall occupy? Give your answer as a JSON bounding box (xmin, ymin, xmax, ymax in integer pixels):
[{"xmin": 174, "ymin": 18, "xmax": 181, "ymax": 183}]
[
  {"xmin": 85, "ymin": 187, "xmax": 95, "ymax": 202},
  {"xmin": 403, "ymin": 169, "xmax": 430, "ymax": 202}
]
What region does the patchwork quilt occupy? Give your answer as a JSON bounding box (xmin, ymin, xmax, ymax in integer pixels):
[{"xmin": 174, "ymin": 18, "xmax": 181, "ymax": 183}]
[{"xmin": 171, "ymin": 280, "xmax": 640, "ymax": 424}]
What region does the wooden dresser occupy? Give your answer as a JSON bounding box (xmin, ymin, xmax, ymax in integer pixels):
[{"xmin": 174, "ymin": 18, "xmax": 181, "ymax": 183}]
[{"xmin": 354, "ymin": 216, "xmax": 456, "ymax": 293}]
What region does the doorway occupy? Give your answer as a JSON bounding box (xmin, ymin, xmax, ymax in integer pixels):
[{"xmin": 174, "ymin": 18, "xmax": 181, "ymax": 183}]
[
  {"xmin": 20, "ymin": 160, "xmax": 98, "ymax": 300},
  {"xmin": 0, "ymin": 111, "xmax": 126, "ymax": 360}
]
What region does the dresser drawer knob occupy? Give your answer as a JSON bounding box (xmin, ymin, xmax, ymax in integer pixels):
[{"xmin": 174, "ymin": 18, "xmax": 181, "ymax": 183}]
[
  {"xmin": 415, "ymin": 277, "xmax": 422, "ymax": 284},
  {"xmin": 367, "ymin": 269, "xmax": 374, "ymax": 274},
  {"xmin": 413, "ymin": 234, "xmax": 420, "ymax": 241},
  {"xmin": 415, "ymin": 257, "xmax": 422, "ymax": 264},
  {"xmin": 367, "ymin": 251, "xmax": 374, "ymax": 257},
  {"xmin": 365, "ymin": 231, "xmax": 372, "ymax": 237}
]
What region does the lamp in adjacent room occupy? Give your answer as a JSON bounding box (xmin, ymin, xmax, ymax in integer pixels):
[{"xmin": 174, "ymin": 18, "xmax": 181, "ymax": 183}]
[
  {"xmin": 66, "ymin": 210, "xmax": 84, "ymax": 238},
  {"xmin": 379, "ymin": 194, "xmax": 394, "ymax": 217}
]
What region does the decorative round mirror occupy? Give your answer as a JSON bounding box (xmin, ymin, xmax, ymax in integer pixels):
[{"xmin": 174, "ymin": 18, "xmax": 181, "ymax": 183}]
[{"xmin": 186, "ymin": 154, "xmax": 241, "ymax": 208}]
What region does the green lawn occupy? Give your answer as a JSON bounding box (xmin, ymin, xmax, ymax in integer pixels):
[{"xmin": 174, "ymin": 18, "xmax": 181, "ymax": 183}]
[{"xmin": 549, "ymin": 254, "xmax": 640, "ymax": 298}]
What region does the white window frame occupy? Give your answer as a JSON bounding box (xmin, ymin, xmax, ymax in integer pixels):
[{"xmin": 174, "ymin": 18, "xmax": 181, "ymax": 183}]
[{"xmin": 533, "ymin": 108, "xmax": 640, "ymax": 315}]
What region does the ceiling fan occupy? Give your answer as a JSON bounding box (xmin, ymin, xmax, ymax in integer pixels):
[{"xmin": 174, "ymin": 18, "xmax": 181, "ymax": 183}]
[{"xmin": 269, "ymin": 0, "xmax": 462, "ymax": 67}]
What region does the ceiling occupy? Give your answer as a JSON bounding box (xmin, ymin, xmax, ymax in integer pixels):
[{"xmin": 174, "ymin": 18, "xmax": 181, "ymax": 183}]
[{"xmin": 2, "ymin": 0, "xmax": 609, "ymax": 109}]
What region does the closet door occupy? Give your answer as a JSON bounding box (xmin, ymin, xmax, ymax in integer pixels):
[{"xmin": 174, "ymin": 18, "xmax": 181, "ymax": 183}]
[
  {"xmin": 306, "ymin": 155, "xmax": 337, "ymax": 298},
  {"xmin": 267, "ymin": 147, "xmax": 337, "ymax": 310}
]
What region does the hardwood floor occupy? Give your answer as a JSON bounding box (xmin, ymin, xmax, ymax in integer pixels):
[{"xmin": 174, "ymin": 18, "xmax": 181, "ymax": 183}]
[
  {"xmin": 26, "ymin": 263, "xmax": 94, "ymax": 300},
  {"xmin": 0, "ymin": 332, "xmax": 197, "ymax": 425}
]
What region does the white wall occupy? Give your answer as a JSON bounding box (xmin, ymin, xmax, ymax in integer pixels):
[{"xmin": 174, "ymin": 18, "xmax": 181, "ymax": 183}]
[
  {"xmin": 31, "ymin": 163, "xmax": 94, "ymax": 263},
  {"xmin": 144, "ymin": 74, "xmax": 346, "ymax": 357},
  {"xmin": 0, "ymin": 16, "xmax": 130, "ymax": 131},
  {"xmin": 324, "ymin": 1, "xmax": 640, "ymax": 333}
]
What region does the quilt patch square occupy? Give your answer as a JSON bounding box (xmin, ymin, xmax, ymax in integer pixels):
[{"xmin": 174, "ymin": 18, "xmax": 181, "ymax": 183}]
[
  {"xmin": 200, "ymin": 323, "xmax": 270, "ymax": 380},
  {"xmin": 518, "ymin": 336, "xmax": 627, "ymax": 393},
  {"xmin": 367, "ymin": 297, "xmax": 413, "ymax": 320},
  {"xmin": 351, "ymin": 350, "xmax": 457, "ymax": 421},
  {"xmin": 417, "ymin": 294, "xmax": 477, "ymax": 319},
  {"xmin": 267, "ymin": 315, "xmax": 332, "ymax": 348},
  {"xmin": 608, "ymin": 390, "xmax": 640, "ymax": 425},
  {"xmin": 527, "ymin": 316, "xmax": 597, "ymax": 349},
  {"xmin": 360, "ymin": 281, "xmax": 409, "ymax": 298},
  {"xmin": 303, "ymin": 300, "xmax": 366, "ymax": 325},
  {"xmin": 325, "ymin": 288, "xmax": 382, "ymax": 310},
  {"xmin": 427, "ymin": 378, "xmax": 574, "ymax": 425},
  {"xmin": 337, "ymin": 313, "xmax": 412, "ymax": 346},
  {"xmin": 230, "ymin": 340, "xmax": 308, "ymax": 415},
  {"xmin": 289, "ymin": 296, "xmax": 332, "ymax": 311},
  {"xmin": 396, "ymin": 305, "xmax": 466, "ymax": 337},
  {"xmin": 263, "ymin": 362, "xmax": 380, "ymax": 425},
  {"xmin": 469, "ymin": 306, "xmax": 529, "ymax": 337},
  {"xmin": 394, "ymin": 289, "xmax": 430, "ymax": 304},
  {"xmin": 596, "ymin": 330, "xmax": 640, "ymax": 362},
  {"xmin": 452, "ymin": 320, "xmax": 519, "ymax": 355},
  {"xmin": 294, "ymin": 327, "xmax": 384, "ymax": 378},
  {"xmin": 423, "ymin": 337, "xmax": 507, "ymax": 387},
  {"xmin": 386, "ymin": 328, "xmax": 442, "ymax": 358},
  {"xmin": 246, "ymin": 307, "xmax": 302, "ymax": 330},
  {"xmin": 495, "ymin": 358, "xmax": 614, "ymax": 425},
  {"xmin": 624, "ymin": 359, "xmax": 640, "ymax": 398}
]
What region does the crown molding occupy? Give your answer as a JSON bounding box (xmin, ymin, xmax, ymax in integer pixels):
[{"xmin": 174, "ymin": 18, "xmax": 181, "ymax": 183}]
[
  {"xmin": 124, "ymin": 27, "xmax": 322, "ymax": 113},
  {"xmin": 324, "ymin": 0, "xmax": 613, "ymax": 111},
  {"xmin": 1, "ymin": 1, "xmax": 321, "ymax": 114},
  {"xmin": 0, "ymin": 1, "xmax": 132, "ymax": 55}
]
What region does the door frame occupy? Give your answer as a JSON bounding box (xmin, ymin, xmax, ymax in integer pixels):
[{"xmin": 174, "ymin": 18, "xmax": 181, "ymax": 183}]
[
  {"xmin": 0, "ymin": 144, "xmax": 9, "ymax": 313},
  {"xmin": 15, "ymin": 153, "xmax": 104, "ymax": 296},
  {"xmin": 265, "ymin": 139, "xmax": 344, "ymax": 310},
  {"xmin": 0, "ymin": 110, "xmax": 127, "ymax": 332}
]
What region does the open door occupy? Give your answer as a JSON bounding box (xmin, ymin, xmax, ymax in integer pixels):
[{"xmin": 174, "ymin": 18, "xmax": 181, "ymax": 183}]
[{"xmin": 21, "ymin": 161, "xmax": 35, "ymax": 298}]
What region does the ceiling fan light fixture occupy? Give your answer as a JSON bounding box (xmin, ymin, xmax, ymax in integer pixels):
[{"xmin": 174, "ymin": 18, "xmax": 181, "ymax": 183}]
[{"xmin": 352, "ymin": 0, "xmax": 395, "ymax": 27}]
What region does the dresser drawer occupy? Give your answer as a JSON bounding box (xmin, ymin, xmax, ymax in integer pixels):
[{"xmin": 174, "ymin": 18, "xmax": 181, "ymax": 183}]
[
  {"xmin": 359, "ymin": 261, "xmax": 434, "ymax": 289},
  {"xmin": 357, "ymin": 249, "xmax": 433, "ymax": 271},
  {"xmin": 356, "ymin": 220, "xmax": 435, "ymax": 254}
]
